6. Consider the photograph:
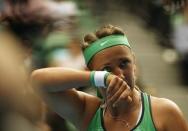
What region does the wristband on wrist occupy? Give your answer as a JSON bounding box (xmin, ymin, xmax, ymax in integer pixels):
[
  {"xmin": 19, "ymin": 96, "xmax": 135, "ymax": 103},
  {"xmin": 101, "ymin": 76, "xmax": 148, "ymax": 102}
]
[
  {"xmin": 90, "ymin": 71, "xmax": 95, "ymax": 87},
  {"xmin": 90, "ymin": 71, "xmax": 110, "ymax": 88}
]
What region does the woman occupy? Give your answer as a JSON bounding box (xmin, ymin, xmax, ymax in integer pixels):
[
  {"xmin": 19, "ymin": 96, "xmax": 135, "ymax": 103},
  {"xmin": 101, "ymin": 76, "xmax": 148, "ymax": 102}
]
[{"xmin": 31, "ymin": 25, "xmax": 188, "ymax": 131}]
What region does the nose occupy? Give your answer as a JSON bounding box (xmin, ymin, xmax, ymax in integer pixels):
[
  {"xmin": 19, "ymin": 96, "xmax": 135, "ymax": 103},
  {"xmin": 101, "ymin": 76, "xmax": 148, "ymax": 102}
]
[{"xmin": 113, "ymin": 67, "xmax": 125, "ymax": 79}]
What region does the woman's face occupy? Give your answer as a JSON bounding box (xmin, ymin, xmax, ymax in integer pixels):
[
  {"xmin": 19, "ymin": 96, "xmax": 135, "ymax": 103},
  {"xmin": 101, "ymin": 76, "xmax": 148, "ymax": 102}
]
[{"xmin": 89, "ymin": 45, "xmax": 136, "ymax": 95}]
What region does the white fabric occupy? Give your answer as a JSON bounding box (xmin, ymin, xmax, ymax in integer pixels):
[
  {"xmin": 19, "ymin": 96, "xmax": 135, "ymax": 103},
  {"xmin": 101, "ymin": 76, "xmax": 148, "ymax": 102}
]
[{"xmin": 94, "ymin": 71, "xmax": 107, "ymax": 88}]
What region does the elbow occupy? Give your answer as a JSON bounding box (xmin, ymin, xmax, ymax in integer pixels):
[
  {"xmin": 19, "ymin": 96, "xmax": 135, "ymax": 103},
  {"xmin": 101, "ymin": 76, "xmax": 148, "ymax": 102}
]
[
  {"xmin": 30, "ymin": 69, "xmax": 50, "ymax": 93},
  {"xmin": 30, "ymin": 69, "xmax": 46, "ymax": 86},
  {"xmin": 31, "ymin": 68, "xmax": 54, "ymax": 92},
  {"xmin": 31, "ymin": 70, "xmax": 41, "ymax": 81}
]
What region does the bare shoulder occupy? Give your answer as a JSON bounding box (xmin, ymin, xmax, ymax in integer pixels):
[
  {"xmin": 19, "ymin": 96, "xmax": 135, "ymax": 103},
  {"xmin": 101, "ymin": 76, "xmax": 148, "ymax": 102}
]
[
  {"xmin": 150, "ymin": 96, "xmax": 188, "ymax": 131},
  {"xmin": 151, "ymin": 96, "xmax": 182, "ymax": 114}
]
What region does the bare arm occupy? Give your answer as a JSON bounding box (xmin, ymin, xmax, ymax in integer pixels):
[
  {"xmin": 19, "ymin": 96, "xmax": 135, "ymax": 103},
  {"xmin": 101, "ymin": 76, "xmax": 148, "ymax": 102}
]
[
  {"xmin": 31, "ymin": 67, "xmax": 100, "ymax": 130},
  {"xmin": 163, "ymin": 99, "xmax": 188, "ymax": 131},
  {"xmin": 31, "ymin": 67, "xmax": 91, "ymax": 92},
  {"xmin": 31, "ymin": 67, "xmax": 127, "ymax": 130}
]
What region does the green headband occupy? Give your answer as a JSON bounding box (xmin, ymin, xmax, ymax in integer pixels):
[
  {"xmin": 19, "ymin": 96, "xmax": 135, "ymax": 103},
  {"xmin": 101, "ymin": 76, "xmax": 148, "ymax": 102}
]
[{"xmin": 83, "ymin": 35, "xmax": 131, "ymax": 65}]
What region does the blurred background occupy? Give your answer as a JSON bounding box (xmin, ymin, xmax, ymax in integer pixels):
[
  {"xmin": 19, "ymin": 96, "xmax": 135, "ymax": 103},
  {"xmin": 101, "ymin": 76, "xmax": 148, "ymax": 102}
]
[{"xmin": 0, "ymin": 0, "xmax": 187, "ymax": 130}]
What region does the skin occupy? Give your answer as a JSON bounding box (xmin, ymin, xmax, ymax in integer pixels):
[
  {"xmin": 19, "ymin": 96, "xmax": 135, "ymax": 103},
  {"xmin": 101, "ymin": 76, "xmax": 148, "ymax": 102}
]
[{"xmin": 31, "ymin": 45, "xmax": 188, "ymax": 131}]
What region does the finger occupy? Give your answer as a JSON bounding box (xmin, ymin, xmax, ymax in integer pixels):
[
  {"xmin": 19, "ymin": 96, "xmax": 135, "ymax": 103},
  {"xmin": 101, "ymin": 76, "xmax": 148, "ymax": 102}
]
[
  {"xmin": 107, "ymin": 81, "xmax": 125, "ymax": 105},
  {"xmin": 106, "ymin": 76, "xmax": 123, "ymax": 98},
  {"xmin": 106, "ymin": 76, "xmax": 119, "ymax": 95},
  {"xmin": 108, "ymin": 79, "xmax": 123, "ymax": 97},
  {"xmin": 113, "ymin": 85, "xmax": 132, "ymax": 107}
]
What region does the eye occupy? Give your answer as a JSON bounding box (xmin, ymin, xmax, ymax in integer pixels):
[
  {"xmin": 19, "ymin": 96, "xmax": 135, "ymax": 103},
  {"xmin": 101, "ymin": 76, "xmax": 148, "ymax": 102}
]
[
  {"xmin": 119, "ymin": 59, "xmax": 129, "ymax": 69},
  {"xmin": 102, "ymin": 66, "xmax": 112, "ymax": 72}
]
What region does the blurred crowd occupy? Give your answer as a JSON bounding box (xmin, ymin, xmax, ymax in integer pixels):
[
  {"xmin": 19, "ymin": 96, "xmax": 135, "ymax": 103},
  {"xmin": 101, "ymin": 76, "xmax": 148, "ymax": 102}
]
[{"xmin": 0, "ymin": 0, "xmax": 187, "ymax": 131}]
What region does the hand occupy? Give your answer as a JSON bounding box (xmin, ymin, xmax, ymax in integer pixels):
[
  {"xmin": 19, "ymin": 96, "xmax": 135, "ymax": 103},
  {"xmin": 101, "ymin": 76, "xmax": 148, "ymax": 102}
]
[{"xmin": 105, "ymin": 74, "xmax": 132, "ymax": 108}]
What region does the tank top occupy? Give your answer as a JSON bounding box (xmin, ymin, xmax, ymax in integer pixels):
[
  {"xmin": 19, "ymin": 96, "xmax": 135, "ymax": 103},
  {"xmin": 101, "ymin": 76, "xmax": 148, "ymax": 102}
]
[{"xmin": 87, "ymin": 92, "xmax": 157, "ymax": 131}]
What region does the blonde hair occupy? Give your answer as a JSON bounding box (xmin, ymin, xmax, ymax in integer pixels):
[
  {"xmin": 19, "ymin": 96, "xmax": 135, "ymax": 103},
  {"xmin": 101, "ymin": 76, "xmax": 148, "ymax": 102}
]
[{"xmin": 81, "ymin": 24, "xmax": 125, "ymax": 50}]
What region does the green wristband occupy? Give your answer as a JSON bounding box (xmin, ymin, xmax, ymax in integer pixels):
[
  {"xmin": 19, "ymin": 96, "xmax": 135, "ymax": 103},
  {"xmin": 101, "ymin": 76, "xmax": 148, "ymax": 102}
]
[{"xmin": 90, "ymin": 71, "xmax": 95, "ymax": 87}]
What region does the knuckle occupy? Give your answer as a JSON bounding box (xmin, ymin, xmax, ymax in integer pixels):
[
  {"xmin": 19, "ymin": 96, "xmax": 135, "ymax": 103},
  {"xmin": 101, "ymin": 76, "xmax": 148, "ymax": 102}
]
[
  {"xmin": 116, "ymin": 80, "xmax": 123, "ymax": 86},
  {"xmin": 123, "ymin": 82, "xmax": 130, "ymax": 90},
  {"xmin": 120, "ymin": 94, "xmax": 128, "ymax": 100},
  {"xmin": 113, "ymin": 76, "xmax": 119, "ymax": 81},
  {"xmin": 120, "ymin": 91, "xmax": 131, "ymax": 100}
]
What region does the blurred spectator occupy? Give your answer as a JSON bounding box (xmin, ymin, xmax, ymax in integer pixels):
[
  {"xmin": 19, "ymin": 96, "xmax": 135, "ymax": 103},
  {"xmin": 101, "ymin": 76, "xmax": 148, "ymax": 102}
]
[
  {"xmin": 0, "ymin": 0, "xmax": 80, "ymax": 69},
  {"xmin": 0, "ymin": 0, "xmax": 81, "ymax": 131},
  {"xmin": 0, "ymin": 28, "xmax": 50, "ymax": 131},
  {"xmin": 45, "ymin": 32, "xmax": 85, "ymax": 69},
  {"xmin": 173, "ymin": 4, "xmax": 188, "ymax": 56},
  {"xmin": 172, "ymin": 3, "xmax": 188, "ymax": 84}
]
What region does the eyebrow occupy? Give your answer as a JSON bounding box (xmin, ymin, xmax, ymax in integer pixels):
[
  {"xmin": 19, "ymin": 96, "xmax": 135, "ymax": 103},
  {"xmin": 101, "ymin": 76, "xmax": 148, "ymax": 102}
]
[{"xmin": 119, "ymin": 57, "xmax": 131, "ymax": 61}]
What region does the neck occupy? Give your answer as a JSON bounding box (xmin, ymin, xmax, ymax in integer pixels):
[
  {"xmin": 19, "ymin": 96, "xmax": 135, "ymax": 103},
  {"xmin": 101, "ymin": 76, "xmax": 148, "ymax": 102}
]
[{"xmin": 105, "ymin": 88, "xmax": 141, "ymax": 117}]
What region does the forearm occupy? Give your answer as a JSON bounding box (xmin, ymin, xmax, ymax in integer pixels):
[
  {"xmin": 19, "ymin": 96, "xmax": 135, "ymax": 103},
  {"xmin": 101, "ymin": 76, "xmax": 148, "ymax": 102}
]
[{"xmin": 31, "ymin": 67, "xmax": 91, "ymax": 92}]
